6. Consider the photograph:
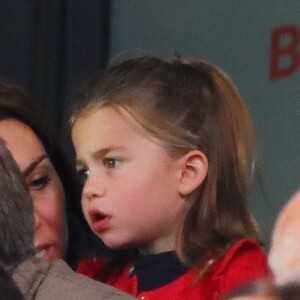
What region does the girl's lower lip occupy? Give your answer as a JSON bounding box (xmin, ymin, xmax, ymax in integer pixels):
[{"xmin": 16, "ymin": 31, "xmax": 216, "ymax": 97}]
[{"xmin": 92, "ymin": 217, "xmax": 111, "ymax": 232}]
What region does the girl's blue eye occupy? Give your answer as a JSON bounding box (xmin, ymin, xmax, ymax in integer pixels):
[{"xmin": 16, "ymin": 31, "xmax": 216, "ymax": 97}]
[
  {"xmin": 103, "ymin": 157, "xmax": 121, "ymax": 169},
  {"xmin": 77, "ymin": 168, "xmax": 90, "ymax": 184}
]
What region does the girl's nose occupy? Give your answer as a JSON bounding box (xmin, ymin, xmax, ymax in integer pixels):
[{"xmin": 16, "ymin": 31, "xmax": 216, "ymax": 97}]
[{"xmin": 82, "ymin": 173, "xmax": 106, "ymax": 200}]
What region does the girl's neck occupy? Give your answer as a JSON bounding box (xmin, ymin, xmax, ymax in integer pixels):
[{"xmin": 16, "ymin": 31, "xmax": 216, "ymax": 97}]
[{"xmin": 138, "ymin": 235, "xmax": 177, "ymax": 255}]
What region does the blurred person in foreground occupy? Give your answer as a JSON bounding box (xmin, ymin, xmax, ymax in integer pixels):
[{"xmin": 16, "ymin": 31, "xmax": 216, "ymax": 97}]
[
  {"xmin": 268, "ymin": 190, "xmax": 300, "ymax": 285},
  {"xmin": 0, "ymin": 265, "xmax": 24, "ymax": 300},
  {"xmin": 221, "ymin": 278, "xmax": 300, "ymax": 300}
]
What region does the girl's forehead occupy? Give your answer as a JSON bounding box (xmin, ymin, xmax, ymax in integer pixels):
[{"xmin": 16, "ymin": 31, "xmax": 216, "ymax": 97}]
[
  {"xmin": 90, "ymin": 107, "xmax": 147, "ymax": 134},
  {"xmin": 72, "ymin": 106, "xmax": 167, "ymax": 153}
]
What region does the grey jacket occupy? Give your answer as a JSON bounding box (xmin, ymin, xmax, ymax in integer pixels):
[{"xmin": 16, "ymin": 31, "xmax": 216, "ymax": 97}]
[{"xmin": 12, "ymin": 257, "xmax": 136, "ymax": 300}]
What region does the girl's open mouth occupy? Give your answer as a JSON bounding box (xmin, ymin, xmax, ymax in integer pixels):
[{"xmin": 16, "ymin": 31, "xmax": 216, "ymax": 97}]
[{"xmin": 89, "ymin": 210, "xmax": 111, "ymax": 232}]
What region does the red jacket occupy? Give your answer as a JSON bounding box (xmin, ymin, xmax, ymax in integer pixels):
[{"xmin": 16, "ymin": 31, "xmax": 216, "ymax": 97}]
[{"xmin": 77, "ymin": 238, "xmax": 271, "ymax": 300}]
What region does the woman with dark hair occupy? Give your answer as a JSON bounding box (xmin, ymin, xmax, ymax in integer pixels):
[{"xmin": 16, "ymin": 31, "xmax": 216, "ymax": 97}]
[{"xmin": 0, "ymin": 82, "xmax": 103, "ymax": 268}]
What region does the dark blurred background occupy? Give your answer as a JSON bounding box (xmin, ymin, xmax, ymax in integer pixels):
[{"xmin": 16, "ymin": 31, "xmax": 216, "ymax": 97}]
[{"xmin": 0, "ymin": 0, "xmax": 111, "ymax": 135}]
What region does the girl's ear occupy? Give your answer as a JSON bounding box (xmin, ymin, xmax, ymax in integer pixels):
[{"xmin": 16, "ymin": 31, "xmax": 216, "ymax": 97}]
[{"xmin": 177, "ymin": 150, "xmax": 208, "ymax": 196}]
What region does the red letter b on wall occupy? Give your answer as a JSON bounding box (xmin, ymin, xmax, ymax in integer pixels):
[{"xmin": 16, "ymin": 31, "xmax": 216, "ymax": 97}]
[{"xmin": 270, "ymin": 26, "xmax": 299, "ymax": 79}]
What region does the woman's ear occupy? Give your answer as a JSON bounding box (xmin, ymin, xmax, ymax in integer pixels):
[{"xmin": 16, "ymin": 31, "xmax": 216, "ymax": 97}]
[{"xmin": 177, "ymin": 150, "xmax": 208, "ymax": 196}]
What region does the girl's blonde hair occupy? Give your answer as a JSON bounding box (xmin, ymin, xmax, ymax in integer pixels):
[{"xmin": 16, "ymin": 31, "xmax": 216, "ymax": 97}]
[{"xmin": 71, "ymin": 56, "xmax": 259, "ymax": 269}]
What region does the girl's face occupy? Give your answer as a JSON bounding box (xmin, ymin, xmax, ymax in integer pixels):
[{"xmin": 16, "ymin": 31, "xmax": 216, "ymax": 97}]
[
  {"xmin": 0, "ymin": 119, "xmax": 68, "ymax": 261},
  {"xmin": 72, "ymin": 107, "xmax": 187, "ymax": 254}
]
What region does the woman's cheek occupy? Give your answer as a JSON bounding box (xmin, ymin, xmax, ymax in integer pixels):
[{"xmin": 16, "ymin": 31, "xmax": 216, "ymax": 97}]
[{"xmin": 30, "ymin": 181, "xmax": 67, "ymax": 231}]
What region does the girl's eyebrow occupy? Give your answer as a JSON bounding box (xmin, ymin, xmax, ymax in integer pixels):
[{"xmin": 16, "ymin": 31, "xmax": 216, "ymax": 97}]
[
  {"xmin": 75, "ymin": 149, "xmax": 111, "ymax": 169},
  {"xmin": 75, "ymin": 146, "xmax": 126, "ymax": 167},
  {"xmin": 23, "ymin": 154, "xmax": 48, "ymax": 176},
  {"xmin": 91, "ymin": 146, "xmax": 125, "ymax": 160},
  {"xmin": 92, "ymin": 148, "xmax": 112, "ymax": 160}
]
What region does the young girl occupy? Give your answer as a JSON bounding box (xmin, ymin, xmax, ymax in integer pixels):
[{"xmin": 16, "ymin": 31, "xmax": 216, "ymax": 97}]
[{"xmin": 71, "ymin": 56, "xmax": 271, "ymax": 300}]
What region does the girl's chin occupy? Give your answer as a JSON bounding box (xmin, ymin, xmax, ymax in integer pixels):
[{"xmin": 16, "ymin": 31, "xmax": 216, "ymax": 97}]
[{"xmin": 102, "ymin": 239, "xmax": 139, "ymax": 251}]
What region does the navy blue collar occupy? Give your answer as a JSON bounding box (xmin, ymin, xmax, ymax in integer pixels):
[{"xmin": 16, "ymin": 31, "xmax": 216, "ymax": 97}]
[{"xmin": 130, "ymin": 251, "xmax": 188, "ymax": 293}]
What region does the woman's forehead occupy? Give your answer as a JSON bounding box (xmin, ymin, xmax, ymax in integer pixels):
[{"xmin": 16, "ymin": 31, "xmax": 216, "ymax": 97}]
[{"xmin": 0, "ymin": 119, "xmax": 46, "ymax": 172}]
